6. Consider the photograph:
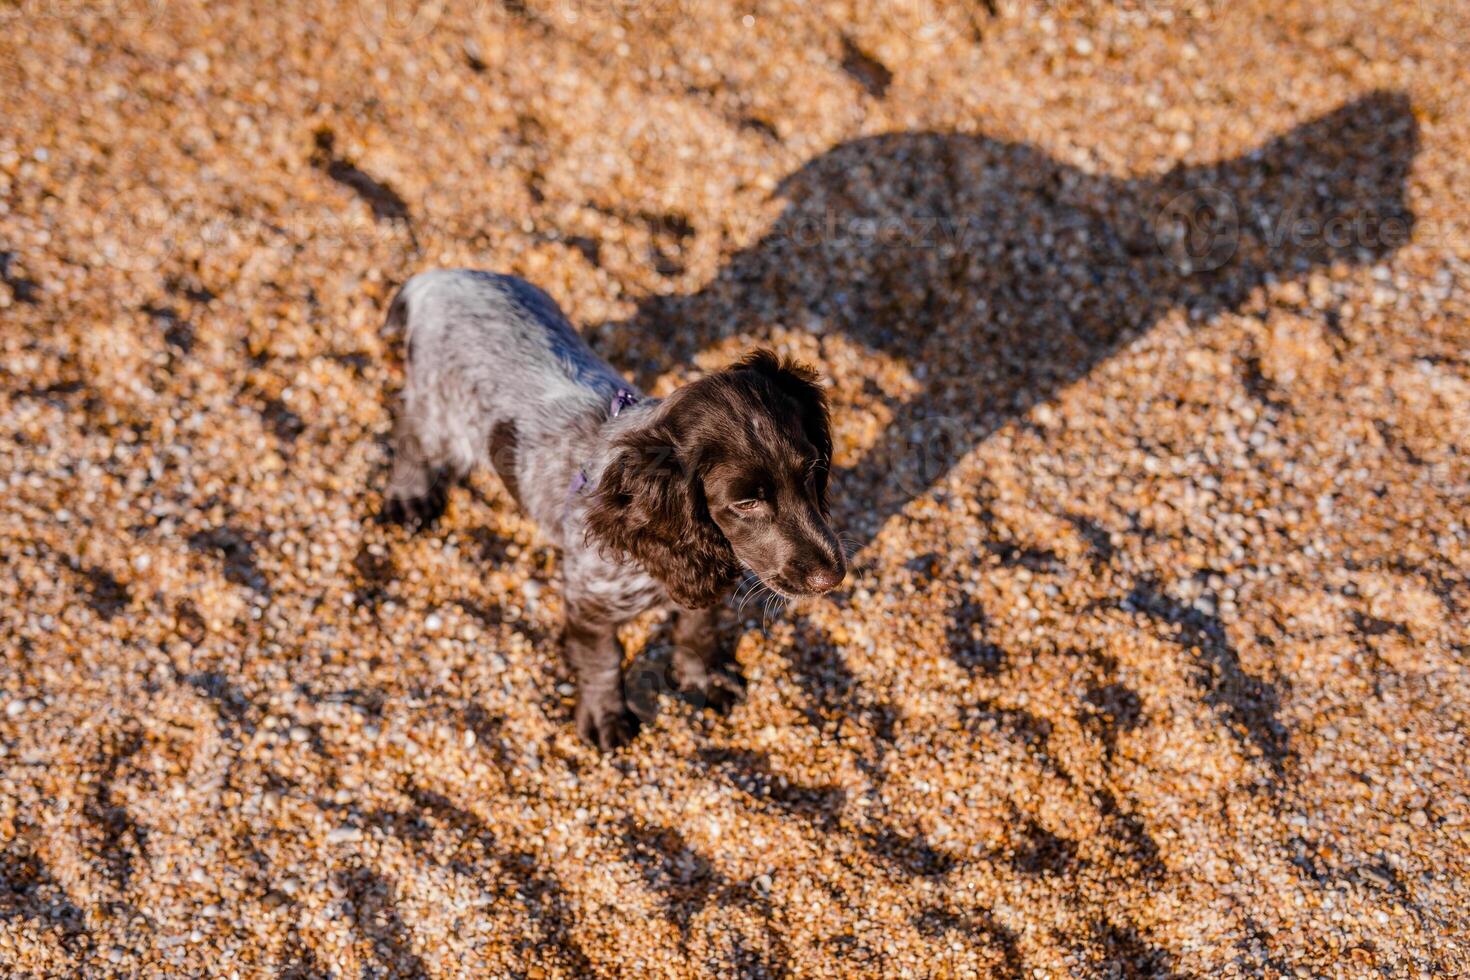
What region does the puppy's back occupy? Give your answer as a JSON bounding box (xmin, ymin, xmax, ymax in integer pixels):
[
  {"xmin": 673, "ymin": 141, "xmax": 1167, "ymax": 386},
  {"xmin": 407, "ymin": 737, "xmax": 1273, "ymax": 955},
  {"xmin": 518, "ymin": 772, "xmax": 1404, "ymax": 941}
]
[
  {"xmin": 387, "ymin": 269, "xmax": 629, "ymax": 528},
  {"xmin": 398, "ymin": 270, "xmax": 570, "ymax": 370}
]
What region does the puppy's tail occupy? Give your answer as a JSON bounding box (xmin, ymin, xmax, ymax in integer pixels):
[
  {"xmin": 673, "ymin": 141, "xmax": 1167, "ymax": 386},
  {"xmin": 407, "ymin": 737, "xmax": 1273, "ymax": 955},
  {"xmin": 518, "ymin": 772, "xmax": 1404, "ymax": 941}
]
[
  {"xmin": 383, "ymin": 284, "xmax": 410, "ymax": 339},
  {"xmin": 382, "ymin": 272, "xmax": 448, "ymax": 356},
  {"xmin": 382, "ymin": 275, "xmax": 436, "ymax": 374}
]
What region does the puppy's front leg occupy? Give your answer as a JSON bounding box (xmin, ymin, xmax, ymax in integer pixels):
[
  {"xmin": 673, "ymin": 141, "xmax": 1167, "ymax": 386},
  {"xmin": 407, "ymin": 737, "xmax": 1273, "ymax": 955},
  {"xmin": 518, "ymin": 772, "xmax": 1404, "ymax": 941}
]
[
  {"xmin": 565, "ymin": 603, "xmax": 640, "ymax": 751},
  {"xmin": 672, "ymin": 607, "xmax": 745, "ymax": 713},
  {"xmin": 382, "ymin": 414, "xmax": 453, "ymax": 529}
]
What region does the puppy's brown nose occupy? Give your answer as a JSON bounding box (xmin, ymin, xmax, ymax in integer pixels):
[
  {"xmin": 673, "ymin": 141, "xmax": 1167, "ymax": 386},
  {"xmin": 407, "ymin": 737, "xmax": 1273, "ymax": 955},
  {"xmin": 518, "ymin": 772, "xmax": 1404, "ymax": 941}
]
[{"xmin": 805, "ymin": 567, "xmax": 844, "ymax": 593}]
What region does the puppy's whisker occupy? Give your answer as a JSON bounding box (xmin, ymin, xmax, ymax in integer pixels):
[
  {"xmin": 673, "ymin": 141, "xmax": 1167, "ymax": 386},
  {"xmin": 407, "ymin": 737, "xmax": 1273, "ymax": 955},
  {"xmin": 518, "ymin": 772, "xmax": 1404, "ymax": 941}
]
[
  {"xmin": 747, "ymin": 578, "xmax": 778, "ymax": 620},
  {"xmin": 734, "ymin": 573, "xmax": 762, "ymax": 617},
  {"xmin": 755, "ymin": 583, "xmax": 789, "ymax": 635}
]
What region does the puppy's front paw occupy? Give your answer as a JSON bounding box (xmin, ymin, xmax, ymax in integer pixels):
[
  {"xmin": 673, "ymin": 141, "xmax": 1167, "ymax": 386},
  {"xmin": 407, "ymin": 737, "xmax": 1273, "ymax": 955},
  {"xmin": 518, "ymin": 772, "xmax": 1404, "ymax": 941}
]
[
  {"xmin": 576, "ymin": 698, "xmax": 641, "ymax": 752},
  {"xmin": 380, "ymin": 484, "xmax": 448, "ymax": 530}
]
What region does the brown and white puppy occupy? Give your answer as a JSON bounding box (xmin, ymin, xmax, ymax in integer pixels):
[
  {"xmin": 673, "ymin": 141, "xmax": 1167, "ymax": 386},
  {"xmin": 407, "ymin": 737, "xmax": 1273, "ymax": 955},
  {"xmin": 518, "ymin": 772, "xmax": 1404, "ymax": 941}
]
[{"xmin": 383, "ymin": 270, "xmax": 845, "ymax": 750}]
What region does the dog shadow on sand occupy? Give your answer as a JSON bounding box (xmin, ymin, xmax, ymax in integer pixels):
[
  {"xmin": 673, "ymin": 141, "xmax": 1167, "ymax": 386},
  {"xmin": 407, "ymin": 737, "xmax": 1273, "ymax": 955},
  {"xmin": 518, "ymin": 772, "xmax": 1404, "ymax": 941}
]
[
  {"xmin": 359, "ymin": 91, "xmax": 1420, "ymax": 975},
  {"xmin": 611, "ymin": 90, "xmax": 1418, "ymax": 777},
  {"xmin": 585, "ymin": 92, "xmax": 1423, "ymax": 972}
]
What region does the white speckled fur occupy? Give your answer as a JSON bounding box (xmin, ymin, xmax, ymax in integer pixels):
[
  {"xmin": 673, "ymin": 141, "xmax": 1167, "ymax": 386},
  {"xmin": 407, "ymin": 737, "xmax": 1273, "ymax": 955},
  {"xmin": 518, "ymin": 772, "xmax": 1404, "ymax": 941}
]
[
  {"xmin": 386, "ymin": 268, "xmax": 669, "ymax": 619},
  {"xmin": 383, "ymin": 270, "xmax": 830, "ymax": 749}
]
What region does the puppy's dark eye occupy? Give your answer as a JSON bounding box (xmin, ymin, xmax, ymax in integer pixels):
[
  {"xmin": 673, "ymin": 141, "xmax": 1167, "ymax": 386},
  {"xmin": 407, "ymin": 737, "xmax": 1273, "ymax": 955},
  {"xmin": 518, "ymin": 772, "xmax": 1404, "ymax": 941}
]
[{"xmin": 731, "ymin": 498, "xmax": 764, "ymax": 514}]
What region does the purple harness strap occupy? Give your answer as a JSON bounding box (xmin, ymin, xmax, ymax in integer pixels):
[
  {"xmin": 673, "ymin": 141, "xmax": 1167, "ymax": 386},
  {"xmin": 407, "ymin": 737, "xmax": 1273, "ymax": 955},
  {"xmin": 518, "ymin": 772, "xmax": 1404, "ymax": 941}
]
[
  {"xmin": 610, "ymin": 388, "xmax": 639, "ymax": 417},
  {"xmin": 568, "ymin": 388, "xmax": 639, "ymax": 498}
]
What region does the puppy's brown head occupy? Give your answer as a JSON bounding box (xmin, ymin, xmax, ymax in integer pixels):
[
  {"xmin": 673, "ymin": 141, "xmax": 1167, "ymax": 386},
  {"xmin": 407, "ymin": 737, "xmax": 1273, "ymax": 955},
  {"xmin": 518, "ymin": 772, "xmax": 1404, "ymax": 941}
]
[{"xmin": 585, "ymin": 350, "xmax": 846, "ymax": 608}]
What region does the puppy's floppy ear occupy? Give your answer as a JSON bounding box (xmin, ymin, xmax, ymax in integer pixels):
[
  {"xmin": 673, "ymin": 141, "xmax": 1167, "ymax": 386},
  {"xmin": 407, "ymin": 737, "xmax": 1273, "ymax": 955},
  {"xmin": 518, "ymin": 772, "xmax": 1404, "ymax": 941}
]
[
  {"xmin": 584, "ymin": 420, "xmax": 740, "ymax": 609},
  {"xmin": 736, "ymin": 349, "xmax": 834, "ymax": 507}
]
